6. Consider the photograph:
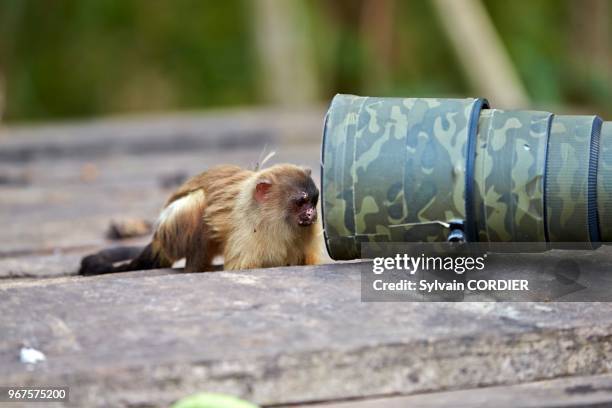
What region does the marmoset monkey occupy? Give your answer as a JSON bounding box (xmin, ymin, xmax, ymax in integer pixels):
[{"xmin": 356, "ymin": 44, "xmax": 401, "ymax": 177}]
[{"xmin": 79, "ymin": 164, "xmax": 321, "ymax": 274}]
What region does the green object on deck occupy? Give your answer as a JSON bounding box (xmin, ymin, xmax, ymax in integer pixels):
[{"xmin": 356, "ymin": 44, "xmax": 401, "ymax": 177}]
[{"xmin": 172, "ymin": 392, "xmax": 259, "ymax": 408}]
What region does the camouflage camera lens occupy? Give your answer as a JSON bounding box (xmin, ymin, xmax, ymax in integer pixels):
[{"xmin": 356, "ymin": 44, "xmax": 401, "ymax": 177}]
[
  {"xmin": 598, "ymin": 121, "xmax": 612, "ymax": 242},
  {"xmin": 321, "ymin": 95, "xmax": 488, "ymax": 259},
  {"xmin": 546, "ymin": 115, "xmax": 601, "ymax": 246},
  {"xmin": 473, "ymin": 109, "xmax": 552, "ymax": 246},
  {"xmin": 321, "ymin": 94, "xmax": 609, "ymax": 260}
]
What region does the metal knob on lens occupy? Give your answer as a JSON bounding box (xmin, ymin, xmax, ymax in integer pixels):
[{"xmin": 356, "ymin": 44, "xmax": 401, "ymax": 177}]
[{"xmin": 321, "ymin": 94, "xmax": 612, "ymax": 260}]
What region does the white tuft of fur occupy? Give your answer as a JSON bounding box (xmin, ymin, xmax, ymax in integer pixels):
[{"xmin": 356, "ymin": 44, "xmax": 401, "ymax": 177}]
[
  {"xmin": 155, "ymin": 189, "xmax": 207, "ymax": 261},
  {"xmin": 157, "ymin": 190, "xmax": 205, "ymax": 228},
  {"xmin": 254, "ymin": 148, "xmax": 276, "ymax": 171}
]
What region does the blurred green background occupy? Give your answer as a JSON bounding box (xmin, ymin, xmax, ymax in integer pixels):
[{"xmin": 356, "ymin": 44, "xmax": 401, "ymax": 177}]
[{"xmin": 0, "ymin": 0, "xmax": 611, "ymax": 123}]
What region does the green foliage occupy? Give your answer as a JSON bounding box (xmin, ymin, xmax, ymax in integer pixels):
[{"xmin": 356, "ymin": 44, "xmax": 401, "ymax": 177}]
[
  {"xmin": 484, "ymin": 0, "xmax": 566, "ymax": 104},
  {"xmin": 484, "ymin": 0, "xmax": 612, "ymax": 114},
  {"xmin": 1, "ymin": 0, "xmax": 611, "ymax": 122},
  {"xmin": 0, "ymin": 0, "xmax": 256, "ymax": 121}
]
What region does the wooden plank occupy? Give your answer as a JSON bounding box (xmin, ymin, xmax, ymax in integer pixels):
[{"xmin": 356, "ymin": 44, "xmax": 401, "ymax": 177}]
[
  {"xmin": 299, "ymin": 373, "xmax": 612, "ymax": 408},
  {"xmin": 0, "ymin": 144, "xmax": 321, "ymax": 189},
  {"xmin": 2, "ymin": 263, "xmax": 612, "ymax": 407},
  {"xmin": 0, "ymin": 108, "xmax": 324, "ymax": 163},
  {"xmin": 0, "ymin": 251, "xmax": 91, "ymax": 279},
  {"xmin": 0, "ymin": 245, "xmax": 153, "ymax": 278},
  {"xmin": 0, "ymin": 145, "xmax": 322, "ymax": 256}
]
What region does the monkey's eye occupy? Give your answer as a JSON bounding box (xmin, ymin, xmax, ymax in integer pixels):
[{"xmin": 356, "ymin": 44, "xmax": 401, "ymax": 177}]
[{"xmin": 295, "ymin": 192, "xmax": 309, "ymax": 206}]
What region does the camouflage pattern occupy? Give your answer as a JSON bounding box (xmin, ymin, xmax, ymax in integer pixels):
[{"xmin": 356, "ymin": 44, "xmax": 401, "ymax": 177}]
[
  {"xmin": 322, "ymin": 94, "xmax": 608, "ymax": 260},
  {"xmin": 546, "ymin": 115, "xmax": 600, "ymax": 246},
  {"xmin": 599, "ymin": 121, "xmax": 612, "ymax": 243},
  {"xmin": 474, "ymin": 109, "xmax": 552, "ymax": 247},
  {"xmin": 322, "ymin": 94, "xmax": 485, "ymax": 260}
]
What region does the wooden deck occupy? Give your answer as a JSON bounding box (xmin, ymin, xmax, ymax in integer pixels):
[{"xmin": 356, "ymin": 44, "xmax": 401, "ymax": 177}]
[{"xmin": 2, "ymin": 109, "xmax": 612, "ymax": 407}]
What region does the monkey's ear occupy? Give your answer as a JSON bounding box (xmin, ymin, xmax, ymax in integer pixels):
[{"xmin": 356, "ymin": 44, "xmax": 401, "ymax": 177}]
[
  {"xmin": 302, "ymin": 167, "xmax": 312, "ymax": 177},
  {"xmin": 254, "ymin": 180, "xmax": 272, "ymax": 203}
]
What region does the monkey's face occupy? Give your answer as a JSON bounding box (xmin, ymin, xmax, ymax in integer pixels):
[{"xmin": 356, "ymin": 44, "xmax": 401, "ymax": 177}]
[
  {"xmin": 254, "ymin": 165, "xmax": 319, "ymax": 228},
  {"xmin": 291, "ymin": 188, "xmax": 319, "ymax": 227},
  {"xmin": 286, "ymin": 169, "xmax": 319, "ymax": 227}
]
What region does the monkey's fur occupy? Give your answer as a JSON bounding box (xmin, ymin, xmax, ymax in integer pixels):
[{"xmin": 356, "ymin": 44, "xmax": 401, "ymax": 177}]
[{"xmin": 80, "ymin": 164, "xmax": 321, "ymax": 275}]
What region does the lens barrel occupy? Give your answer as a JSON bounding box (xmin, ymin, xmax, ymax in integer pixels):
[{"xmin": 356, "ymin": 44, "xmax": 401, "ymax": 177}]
[
  {"xmin": 598, "ymin": 121, "xmax": 612, "ymax": 242},
  {"xmin": 321, "ymin": 94, "xmax": 611, "ymax": 260}
]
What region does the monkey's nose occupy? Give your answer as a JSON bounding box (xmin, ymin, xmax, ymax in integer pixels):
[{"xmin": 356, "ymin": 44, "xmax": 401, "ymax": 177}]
[{"xmin": 299, "ymin": 208, "xmax": 317, "ymax": 226}]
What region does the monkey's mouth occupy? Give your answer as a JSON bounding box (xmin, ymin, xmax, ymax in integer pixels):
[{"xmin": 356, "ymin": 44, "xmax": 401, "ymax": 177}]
[{"xmin": 298, "ymin": 218, "xmax": 316, "ymax": 227}]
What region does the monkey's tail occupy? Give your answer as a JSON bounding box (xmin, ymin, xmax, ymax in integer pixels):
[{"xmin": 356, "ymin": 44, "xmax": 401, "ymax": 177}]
[{"xmin": 79, "ymin": 243, "xmax": 170, "ymax": 275}]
